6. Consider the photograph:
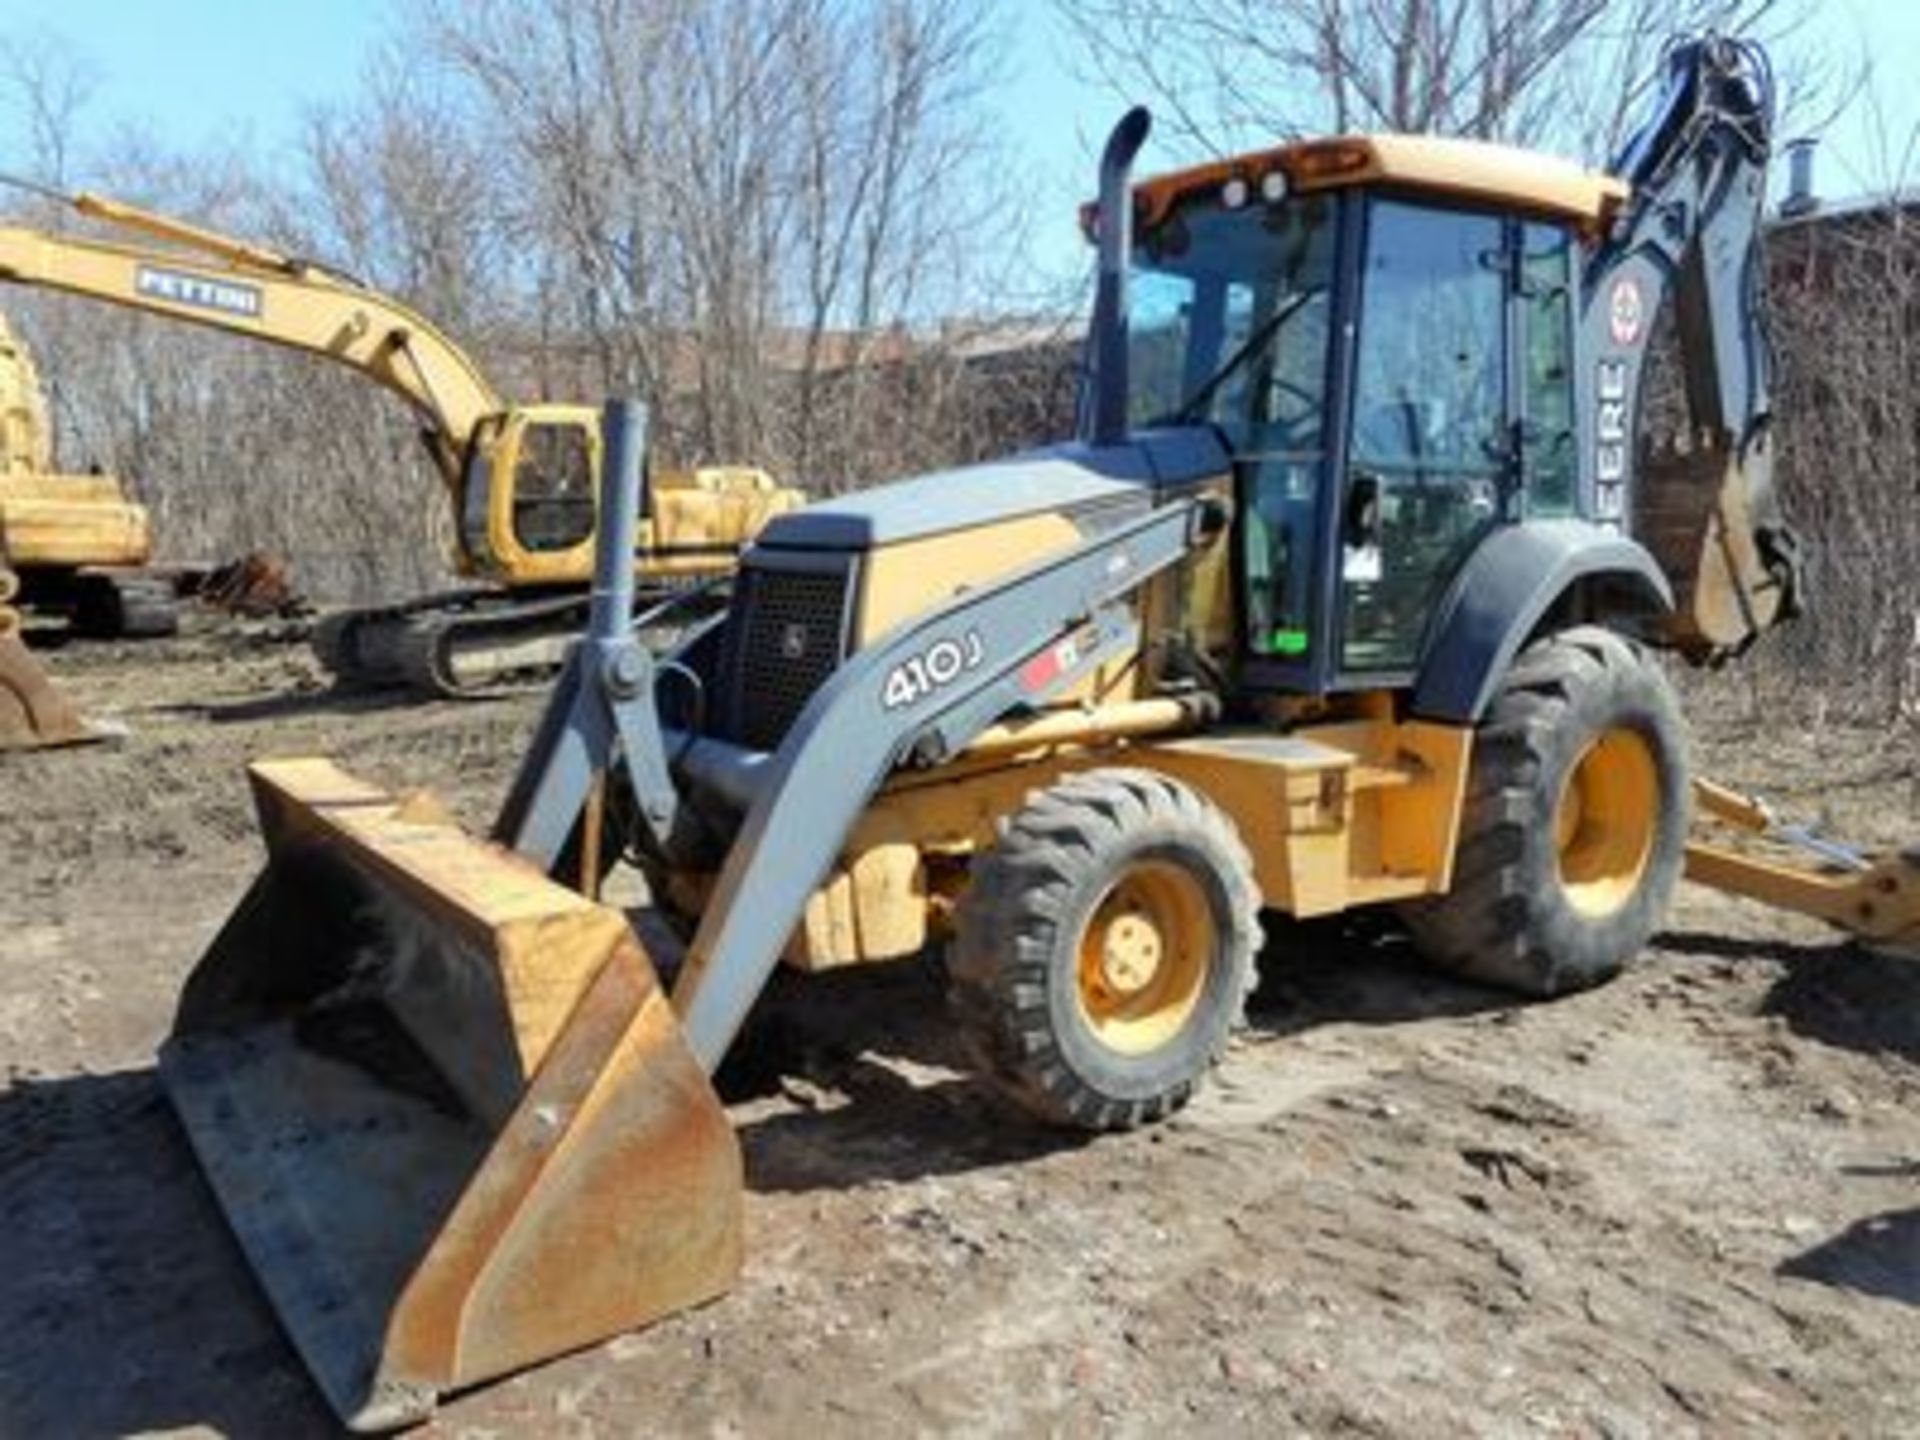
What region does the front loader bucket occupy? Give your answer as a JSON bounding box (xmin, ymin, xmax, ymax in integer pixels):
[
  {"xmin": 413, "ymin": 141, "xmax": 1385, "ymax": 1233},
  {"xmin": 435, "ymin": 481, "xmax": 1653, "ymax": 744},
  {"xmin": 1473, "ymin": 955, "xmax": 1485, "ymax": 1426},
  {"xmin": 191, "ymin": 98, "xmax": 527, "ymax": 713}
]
[
  {"xmin": 0, "ymin": 625, "xmax": 92, "ymax": 749},
  {"xmin": 160, "ymin": 759, "xmax": 743, "ymax": 1431}
]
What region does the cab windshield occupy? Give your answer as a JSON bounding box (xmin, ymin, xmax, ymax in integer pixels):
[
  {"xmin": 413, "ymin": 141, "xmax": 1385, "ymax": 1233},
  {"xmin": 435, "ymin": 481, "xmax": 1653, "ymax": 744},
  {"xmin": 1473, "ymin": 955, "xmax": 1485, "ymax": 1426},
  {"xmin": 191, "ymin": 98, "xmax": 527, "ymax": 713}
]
[
  {"xmin": 1127, "ymin": 195, "xmax": 1337, "ymax": 445},
  {"xmin": 1128, "ymin": 195, "xmax": 1338, "ymax": 661}
]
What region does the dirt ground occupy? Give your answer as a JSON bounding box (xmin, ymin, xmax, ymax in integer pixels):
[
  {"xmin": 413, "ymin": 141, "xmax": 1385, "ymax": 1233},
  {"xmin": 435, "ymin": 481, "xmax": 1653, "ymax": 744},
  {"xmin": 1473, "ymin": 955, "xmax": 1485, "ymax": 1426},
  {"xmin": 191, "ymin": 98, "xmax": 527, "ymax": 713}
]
[{"xmin": 3, "ymin": 622, "xmax": 1919, "ymax": 1438}]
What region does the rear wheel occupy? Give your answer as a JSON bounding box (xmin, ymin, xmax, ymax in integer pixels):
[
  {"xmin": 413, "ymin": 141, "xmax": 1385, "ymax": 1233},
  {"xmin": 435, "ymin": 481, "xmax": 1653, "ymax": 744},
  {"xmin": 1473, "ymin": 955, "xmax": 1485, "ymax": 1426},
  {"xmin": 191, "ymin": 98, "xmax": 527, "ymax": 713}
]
[
  {"xmin": 1401, "ymin": 625, "xmax": 1689, "ymax": 996},
  {"xmin": 949, "ymin": 767, "xmax": 1260, "ymax": 1130}
]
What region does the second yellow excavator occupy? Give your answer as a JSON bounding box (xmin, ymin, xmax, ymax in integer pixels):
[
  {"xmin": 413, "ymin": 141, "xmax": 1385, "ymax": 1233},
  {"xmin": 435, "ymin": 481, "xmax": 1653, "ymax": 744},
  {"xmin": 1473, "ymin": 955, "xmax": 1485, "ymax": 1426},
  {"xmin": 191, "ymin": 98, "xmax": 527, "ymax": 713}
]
[
  {"xmin": 0, "ymin": 181, "xmax": 805, "ymax": 699},
  {"xmin": 0, "ymin": 311, "xmax": 183, "ymax": 639},
  {"xmin": 0, "ymin": 306, "xmax": 163, "ymax": 749}
]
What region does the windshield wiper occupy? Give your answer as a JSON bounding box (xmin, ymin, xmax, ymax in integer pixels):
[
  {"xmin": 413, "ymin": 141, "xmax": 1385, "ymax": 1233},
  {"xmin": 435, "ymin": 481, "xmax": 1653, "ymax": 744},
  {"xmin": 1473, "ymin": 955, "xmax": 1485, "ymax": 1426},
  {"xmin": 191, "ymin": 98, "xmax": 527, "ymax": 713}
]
[{"xmin": 1161, "ymin": 287, "xmax": 1319, "ymax": 427}]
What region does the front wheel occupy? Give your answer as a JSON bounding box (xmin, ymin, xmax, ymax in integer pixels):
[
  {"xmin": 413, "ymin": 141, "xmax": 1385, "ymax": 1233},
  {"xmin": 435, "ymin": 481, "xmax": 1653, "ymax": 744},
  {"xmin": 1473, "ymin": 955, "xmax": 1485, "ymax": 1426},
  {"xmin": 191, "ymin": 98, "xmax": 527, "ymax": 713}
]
[
  {"xmin": 1401, "ymin": 625, "xmax": 1690, "ymax": 997},
  {"xmin": 949, "ymin": 768, "xmax": 1260, "ymax": 1131}
]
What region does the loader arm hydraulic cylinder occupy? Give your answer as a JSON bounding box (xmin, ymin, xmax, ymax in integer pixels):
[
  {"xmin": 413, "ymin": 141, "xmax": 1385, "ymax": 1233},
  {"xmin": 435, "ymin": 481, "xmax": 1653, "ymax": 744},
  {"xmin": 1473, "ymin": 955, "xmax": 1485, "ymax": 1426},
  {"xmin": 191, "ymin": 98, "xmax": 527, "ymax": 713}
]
[{"xmin": 491, "ymin": 401, "xmax": 684, "ymax": 872}]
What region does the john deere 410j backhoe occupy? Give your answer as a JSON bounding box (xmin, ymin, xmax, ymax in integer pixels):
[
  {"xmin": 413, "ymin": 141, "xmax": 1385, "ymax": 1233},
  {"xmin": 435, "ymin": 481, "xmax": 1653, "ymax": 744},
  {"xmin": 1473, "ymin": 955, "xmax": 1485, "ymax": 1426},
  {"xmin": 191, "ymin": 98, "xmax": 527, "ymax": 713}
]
[
  {"xmin": 148, "ymin": 35, "xmax": 1916, "ymax": 1429},
  {"xmin": 0, "ymin": 182, "xmax": 803, "ymax": 728}
]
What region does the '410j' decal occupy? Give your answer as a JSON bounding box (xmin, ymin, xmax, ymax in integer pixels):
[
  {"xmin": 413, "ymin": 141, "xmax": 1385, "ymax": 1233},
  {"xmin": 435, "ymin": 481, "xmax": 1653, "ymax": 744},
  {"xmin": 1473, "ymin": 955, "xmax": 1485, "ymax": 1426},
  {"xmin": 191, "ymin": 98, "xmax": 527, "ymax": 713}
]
[{"xmin": 881, "ymin": 631, "xmax": 985, "ymax": 710}]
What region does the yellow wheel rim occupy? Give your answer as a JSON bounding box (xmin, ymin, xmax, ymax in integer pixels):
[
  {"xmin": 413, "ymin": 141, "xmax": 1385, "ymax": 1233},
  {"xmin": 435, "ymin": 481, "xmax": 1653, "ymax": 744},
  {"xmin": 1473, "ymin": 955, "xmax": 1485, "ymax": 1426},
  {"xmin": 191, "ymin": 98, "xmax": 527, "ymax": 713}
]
[
  {"xmin": 1074, "ymin": 860, "xmax": 1214, "ymax": 1056},
  {"xmin": 1555, "ymin": 726, "xmax": 1659, "ymax": 919}
]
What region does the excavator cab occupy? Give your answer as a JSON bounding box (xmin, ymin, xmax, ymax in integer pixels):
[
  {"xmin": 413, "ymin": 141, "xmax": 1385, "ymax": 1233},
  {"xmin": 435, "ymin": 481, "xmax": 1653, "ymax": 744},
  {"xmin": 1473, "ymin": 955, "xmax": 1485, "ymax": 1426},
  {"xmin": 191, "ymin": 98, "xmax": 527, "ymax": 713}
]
[{"xmin": 457, "ymin": 404, "xmax": 604, "ymax": 585}]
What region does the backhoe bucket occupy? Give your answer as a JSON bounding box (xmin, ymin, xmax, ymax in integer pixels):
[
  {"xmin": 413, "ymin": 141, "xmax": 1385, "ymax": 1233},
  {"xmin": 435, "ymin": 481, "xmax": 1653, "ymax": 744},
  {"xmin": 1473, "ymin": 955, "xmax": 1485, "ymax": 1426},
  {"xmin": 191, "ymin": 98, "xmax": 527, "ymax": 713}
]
[
  {"xmin": 160, "ymin": 758, "xmax": 743, "ymax": 1431},
  {"xmin": 0, "ymin": 624, "xmax": 91, "ymax": 749}
]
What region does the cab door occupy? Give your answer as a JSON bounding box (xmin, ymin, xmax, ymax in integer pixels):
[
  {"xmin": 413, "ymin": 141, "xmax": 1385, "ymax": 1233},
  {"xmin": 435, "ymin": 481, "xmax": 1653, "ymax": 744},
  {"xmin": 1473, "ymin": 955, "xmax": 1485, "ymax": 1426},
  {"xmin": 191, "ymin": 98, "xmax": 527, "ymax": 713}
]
[{"xmin": 1336, "ymin": 200, "xmax": 1511, "ymax": 676}]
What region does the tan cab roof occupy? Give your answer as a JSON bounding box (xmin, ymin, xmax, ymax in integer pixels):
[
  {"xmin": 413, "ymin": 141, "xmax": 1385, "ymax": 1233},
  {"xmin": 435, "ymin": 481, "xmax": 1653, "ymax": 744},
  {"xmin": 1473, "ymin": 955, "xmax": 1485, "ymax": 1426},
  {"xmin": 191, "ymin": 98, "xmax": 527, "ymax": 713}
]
[{"xmin": 1133, "ymin": 133, "xmax": 1629, "ymax": 231}]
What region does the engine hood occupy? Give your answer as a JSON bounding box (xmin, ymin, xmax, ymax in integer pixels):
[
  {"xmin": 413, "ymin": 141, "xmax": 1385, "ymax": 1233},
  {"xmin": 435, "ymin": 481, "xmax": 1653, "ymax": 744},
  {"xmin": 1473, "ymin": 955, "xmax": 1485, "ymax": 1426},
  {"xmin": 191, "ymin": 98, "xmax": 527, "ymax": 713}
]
[{"xmin": 757, "ymin": 427, "xmax": 1230, "ymax": 551}]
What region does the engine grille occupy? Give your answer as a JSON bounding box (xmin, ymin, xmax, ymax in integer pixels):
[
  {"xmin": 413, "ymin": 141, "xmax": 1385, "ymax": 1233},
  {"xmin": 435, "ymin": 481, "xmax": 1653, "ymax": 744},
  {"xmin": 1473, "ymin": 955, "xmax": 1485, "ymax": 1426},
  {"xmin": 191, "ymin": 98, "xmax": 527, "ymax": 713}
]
[{"xmin": 713, "ymin": 559, "xmax": 854, "ymax": 751}]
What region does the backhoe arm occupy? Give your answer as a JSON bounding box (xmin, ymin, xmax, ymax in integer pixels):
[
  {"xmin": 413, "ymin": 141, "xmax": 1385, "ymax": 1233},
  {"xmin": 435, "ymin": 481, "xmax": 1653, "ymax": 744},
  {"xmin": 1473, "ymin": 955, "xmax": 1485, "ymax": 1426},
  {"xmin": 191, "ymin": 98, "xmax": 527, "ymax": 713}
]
[
  {"xmin": 1584, "ymin": 35, "xmax": 1800, "ymax": 661},
  {"xmin": 0, "ymin": 184, "xmax": 506, "ymax": 489}
]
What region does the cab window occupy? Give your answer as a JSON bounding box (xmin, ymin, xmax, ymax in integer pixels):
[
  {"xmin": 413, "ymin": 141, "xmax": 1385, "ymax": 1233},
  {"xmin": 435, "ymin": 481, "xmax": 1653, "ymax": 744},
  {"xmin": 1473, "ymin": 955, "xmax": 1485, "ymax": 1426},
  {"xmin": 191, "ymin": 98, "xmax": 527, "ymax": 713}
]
[
  {"xmin": 512, "ymin": 421, "xmax": 597, "ymax": 554},
  {"xmin": 1127, "ymin": 195, "xmax": 1338, "ymax": 661},
  {"xmin": 1522, "ymin": 221, "xmax": 1577, "ymax": 516}
]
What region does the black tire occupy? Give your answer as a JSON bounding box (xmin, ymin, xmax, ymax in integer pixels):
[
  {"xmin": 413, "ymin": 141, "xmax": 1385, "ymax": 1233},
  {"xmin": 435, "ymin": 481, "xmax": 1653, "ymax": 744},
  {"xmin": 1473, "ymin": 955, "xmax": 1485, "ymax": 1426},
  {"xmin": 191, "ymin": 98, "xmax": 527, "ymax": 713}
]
[
  {"xmin": 949, "ymin": 767, "xmax": 1260, "ymax": 1130},
  {"xmin": 1401, "ymin": 625, "xmax": 1689, "ymax": 997}
]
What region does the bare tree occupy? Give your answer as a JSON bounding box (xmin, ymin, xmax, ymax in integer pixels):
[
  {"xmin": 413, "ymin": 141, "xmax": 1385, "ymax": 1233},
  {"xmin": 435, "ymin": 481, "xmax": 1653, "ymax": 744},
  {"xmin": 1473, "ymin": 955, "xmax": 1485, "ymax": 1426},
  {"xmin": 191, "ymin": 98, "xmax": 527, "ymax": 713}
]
[
  {"xmin": 408, "ymin": 0, "xmax": 1015, "ymax": 486},
  {"xmin": 1055, "ymin": 0, "xmax": 1816, "ymax": 161},
  {"xmin": 0, "ymin": 2, "xmax": 1049, "ymax": 607},
  {"xmin": 0, "ymin": 30, "xmax": 99, "ymax": 192}
]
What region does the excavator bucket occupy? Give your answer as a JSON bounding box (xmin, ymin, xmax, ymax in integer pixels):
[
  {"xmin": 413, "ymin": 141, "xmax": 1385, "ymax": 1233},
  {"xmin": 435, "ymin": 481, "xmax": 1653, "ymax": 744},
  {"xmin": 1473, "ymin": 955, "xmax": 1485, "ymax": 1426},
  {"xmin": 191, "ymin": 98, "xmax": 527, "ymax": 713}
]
[
  {"xmin": 0, "ymin": 622, "xmax": 92, "ymax": 749},
  {"xmin": 160, "ymin": 758, "xmax": 743, "ymax": 1432}
]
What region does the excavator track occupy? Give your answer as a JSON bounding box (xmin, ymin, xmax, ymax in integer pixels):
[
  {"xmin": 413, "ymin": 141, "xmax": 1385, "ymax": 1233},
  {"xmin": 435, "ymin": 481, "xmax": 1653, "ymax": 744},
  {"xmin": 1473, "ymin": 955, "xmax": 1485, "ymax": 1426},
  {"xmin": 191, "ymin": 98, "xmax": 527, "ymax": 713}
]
[
  {"xmin": 314, "ymin": 581, "xmax": 723, "ymax": 700},
  {"xmin": 69, "ymin": 570, "xmax": 181, "ymax": 640}
]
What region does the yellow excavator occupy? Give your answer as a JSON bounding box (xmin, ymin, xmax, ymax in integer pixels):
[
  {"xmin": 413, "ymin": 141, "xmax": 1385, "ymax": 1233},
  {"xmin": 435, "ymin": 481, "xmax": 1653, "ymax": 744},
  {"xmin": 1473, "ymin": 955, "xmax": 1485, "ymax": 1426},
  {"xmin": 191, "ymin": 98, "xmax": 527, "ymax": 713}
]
[
  {"xmin": 147, "ymin": 35, "xmax": 1918, "ymax": 1430},
  {"xmin": 0, "ymin": 180, "xmax": 804, "ymax": 714}
]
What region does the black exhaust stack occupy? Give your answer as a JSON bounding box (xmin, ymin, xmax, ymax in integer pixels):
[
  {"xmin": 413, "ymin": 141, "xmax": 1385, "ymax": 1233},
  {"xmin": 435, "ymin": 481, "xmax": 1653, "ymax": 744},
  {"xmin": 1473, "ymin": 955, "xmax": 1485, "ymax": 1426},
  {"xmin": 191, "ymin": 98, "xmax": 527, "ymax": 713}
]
[{"xmin": 1087, "ymin": 106, "xmax": 1152, "ymax": 448}]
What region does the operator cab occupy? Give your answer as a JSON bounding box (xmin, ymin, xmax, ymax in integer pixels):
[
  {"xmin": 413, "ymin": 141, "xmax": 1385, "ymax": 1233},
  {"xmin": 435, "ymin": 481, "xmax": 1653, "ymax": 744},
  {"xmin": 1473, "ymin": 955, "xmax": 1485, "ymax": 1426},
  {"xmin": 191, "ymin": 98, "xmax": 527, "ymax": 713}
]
[
  {"xmin": 457, "ymin": 408, "xmax": 604, "ymax": 581},
  {"xmin": 1118, "ymin": 136, "xmax": 1620, "ymax": 694}
]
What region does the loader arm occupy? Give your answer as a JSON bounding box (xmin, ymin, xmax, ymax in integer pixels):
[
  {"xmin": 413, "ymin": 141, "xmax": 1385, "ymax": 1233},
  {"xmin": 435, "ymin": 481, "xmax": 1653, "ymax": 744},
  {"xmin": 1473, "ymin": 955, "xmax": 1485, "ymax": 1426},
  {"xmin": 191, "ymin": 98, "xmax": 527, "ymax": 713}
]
[
  {"xmin": 669, "ymin": 494, "xmax": 1218, "ymax": 1068},
  {"xmin": 1583, "ymin": 35, "xmax": 1800, "ymax": 659},
  {"xmin": 0, "ymin": 185, "xmax": 505, "ymax": 489}
]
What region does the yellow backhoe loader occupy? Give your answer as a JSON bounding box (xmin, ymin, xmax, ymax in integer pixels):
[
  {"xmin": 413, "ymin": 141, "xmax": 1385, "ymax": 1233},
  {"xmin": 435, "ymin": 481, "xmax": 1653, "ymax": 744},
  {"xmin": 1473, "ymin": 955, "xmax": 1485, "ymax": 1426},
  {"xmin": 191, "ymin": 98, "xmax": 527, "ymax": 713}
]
[
  {"xmin": 150, "ymin": 35, "xmax": 1919, "ymax": 1429},
  {"xmin": 0, "ymin": 308, "xmax": 170, "ymax": 748},
  {"xmin": 0, "ymin": 181, "xmax": 805, "ymax": 704}
]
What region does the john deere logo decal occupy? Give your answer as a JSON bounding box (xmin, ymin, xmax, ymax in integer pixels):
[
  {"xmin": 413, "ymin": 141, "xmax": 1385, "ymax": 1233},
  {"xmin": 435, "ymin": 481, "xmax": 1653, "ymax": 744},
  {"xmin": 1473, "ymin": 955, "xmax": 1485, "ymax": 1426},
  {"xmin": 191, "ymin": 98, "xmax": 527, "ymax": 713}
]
[{"xmin": 1608, "ymin": 277, "xmax": 1645, "ymax": 347}]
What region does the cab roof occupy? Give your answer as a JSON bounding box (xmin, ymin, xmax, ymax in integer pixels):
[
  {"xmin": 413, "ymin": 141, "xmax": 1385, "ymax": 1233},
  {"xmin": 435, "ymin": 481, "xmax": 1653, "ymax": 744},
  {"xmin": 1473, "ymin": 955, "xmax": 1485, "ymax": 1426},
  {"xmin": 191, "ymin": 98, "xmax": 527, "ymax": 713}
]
[{"xmin": 1121, "ymin": 133, "xmax": 1629, "ymax": 234}]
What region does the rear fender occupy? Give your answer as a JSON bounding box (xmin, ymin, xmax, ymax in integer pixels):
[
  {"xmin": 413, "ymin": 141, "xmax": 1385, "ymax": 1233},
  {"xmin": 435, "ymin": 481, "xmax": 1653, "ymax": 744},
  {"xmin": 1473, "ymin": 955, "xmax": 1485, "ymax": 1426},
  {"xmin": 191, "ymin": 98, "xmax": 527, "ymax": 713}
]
[{"xmin": 1410, "ymin": 520, "xmax": 1672, "ymax": 724}]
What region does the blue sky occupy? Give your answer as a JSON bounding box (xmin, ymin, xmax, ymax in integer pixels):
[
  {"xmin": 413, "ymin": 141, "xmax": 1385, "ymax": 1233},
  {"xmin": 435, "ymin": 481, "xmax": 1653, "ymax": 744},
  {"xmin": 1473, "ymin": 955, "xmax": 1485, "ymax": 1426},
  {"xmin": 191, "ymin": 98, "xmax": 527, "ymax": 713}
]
[
  {"xmin": 0, "ymin": 1, "xmax": 389, "ymax": 151},
  {"xmin": 0, "ymin": 0, "xmax": 1914, "ymax": 284}
]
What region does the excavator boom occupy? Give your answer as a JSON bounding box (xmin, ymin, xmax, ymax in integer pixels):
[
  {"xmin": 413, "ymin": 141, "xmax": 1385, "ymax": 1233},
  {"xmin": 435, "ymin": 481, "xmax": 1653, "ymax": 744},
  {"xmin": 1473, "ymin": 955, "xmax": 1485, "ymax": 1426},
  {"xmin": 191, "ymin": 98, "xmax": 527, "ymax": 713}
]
[{"xmin": 0, "ymin": 193, "xmax": 504, "ymax": 486}]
